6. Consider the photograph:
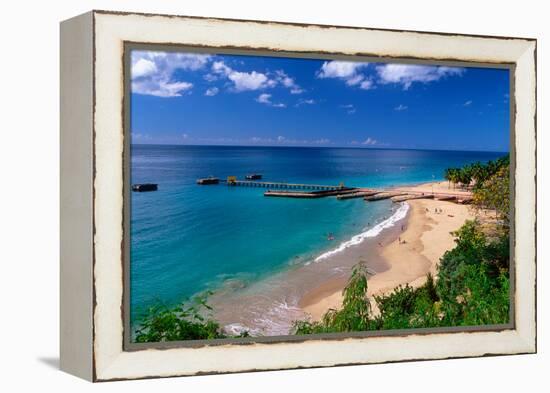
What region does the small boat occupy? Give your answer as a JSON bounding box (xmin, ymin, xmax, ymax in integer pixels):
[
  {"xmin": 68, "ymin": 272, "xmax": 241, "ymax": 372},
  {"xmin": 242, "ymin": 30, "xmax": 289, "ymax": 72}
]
[
  {"xmin": 132, "ymin": 183, "xmax": 158, "ymax": 192},
  {"xmin": 245, "ymin": 173, "xmax": 262, "ymax": 180},
  {"xmin": 196, "ymin": 176, "xmax": 220, "ymax": 185}
]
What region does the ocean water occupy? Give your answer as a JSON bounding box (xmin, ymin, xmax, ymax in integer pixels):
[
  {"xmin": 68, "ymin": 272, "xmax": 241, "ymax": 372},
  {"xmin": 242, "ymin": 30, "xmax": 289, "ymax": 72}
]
[{"xmin": 130, "ymin": 145, "xmax": 504, "ymax": 326}]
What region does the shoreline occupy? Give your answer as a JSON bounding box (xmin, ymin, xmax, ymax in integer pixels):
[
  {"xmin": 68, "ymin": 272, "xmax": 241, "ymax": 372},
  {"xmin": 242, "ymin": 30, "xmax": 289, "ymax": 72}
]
[
  {"xmin": 299, "ymin": 182, "xmax": 475, "ymax": 321},
  {"xmin": 209, "ymin": 202, "xmax": 402, "ymax": 336}
]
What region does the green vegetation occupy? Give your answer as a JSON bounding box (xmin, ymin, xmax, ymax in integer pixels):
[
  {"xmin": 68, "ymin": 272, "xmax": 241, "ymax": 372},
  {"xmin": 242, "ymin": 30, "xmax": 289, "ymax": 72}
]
[
  {"xmin": 373, "ymin": 273, "xmax": 440, "ymax": 329},
  {"xmin": 134, "ymin": 293, "xmax": 228, "ymax": 343},
  {"xmin": 472, "ymin": 165, "xmax": 510, "ymax": 226},
  {"xmin": 293, "ymin": 262, "xmax": 375, "ymax": 334},
  {"xmin": 444, "ymin": 155, "xmax": 509, "ymax": 190}
]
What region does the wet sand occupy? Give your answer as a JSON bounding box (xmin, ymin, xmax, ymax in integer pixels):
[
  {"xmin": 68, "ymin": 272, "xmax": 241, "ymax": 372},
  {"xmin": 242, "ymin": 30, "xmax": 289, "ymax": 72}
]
[{"xmin": 300, "ymin": 197, "xmax": 474, "ymax": 321}]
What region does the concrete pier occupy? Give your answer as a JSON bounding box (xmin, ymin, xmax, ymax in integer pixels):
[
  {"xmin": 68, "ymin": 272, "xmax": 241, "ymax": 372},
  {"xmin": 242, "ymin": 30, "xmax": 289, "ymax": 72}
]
[
  {"xmin": 391, "ymin": 194, "xmax": 435, "ymax": 202},
  {"xmin": 336, "ymin": 190, "xmax": 379, "ymax": 200},
  {"xmin": 264, "ymin": 188, "xmax": 358, "ymax": 198},
  {"xmin": 364, "ymin": 192, "xmax": 407, "ymax": 201}
]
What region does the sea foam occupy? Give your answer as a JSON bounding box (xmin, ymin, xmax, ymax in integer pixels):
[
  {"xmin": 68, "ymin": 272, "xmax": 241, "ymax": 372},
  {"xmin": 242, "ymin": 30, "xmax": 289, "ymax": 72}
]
[{"xmin": 314, "ymin": 202, "xmax": 410, "ymax": 262}]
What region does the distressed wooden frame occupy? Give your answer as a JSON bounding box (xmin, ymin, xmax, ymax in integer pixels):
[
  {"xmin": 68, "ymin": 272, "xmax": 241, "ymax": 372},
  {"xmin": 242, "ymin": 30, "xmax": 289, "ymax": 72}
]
[{"xmin": 60, "ymin": 10, "xmax": 537, "ymax": 382}]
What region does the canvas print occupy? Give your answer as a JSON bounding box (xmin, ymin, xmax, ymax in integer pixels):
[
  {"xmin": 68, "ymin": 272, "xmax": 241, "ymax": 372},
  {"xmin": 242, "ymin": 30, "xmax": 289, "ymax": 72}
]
[{"xmin": 128, "ymin": 49, "xmax": 511, "ymax": 343}]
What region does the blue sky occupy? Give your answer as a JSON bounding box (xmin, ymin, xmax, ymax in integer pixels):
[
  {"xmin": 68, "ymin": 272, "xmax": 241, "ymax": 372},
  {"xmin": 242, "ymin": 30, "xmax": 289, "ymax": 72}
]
[{"xmin": 130, "ymin": 50, "xmax": 510, "ymax": 152}]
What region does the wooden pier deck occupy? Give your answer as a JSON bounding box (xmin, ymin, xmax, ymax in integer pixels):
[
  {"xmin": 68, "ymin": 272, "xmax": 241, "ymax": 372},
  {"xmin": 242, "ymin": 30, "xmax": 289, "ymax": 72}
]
[{"xmin": 227, "ymin": 180, "xmax": 347, "ymax": 191}]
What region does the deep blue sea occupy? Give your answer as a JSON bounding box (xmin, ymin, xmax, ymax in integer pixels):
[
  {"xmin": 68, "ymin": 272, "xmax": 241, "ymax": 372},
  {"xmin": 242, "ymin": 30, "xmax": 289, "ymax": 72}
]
[{"xmin": 130, "ymin": 145, "xmax": 504, "ymax": 323}]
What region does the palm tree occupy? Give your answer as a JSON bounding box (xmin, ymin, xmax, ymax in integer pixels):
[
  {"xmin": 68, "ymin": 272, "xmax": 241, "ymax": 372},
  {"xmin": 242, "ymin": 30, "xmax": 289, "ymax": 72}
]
[
  {"xmin": 444, "ymin": 168, "xmax": 452, "ymax": 189},
  {"xmin": 469, "ymin": 162, "xmax": 483, "ymax": 186},
  {"xmin": 459, "ymin": 165, "xmax": 473, "ymax": 189},
  {"xmin": 449, "ymin": 168, "xmax": 460, "ymax": 189}
]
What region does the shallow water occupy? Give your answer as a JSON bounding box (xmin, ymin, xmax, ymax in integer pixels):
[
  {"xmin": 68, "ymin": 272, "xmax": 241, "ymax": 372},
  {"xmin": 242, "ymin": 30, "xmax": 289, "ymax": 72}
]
[{"xmin": 209, "ymin": 203, "xmax": 407, "ymax": 336}]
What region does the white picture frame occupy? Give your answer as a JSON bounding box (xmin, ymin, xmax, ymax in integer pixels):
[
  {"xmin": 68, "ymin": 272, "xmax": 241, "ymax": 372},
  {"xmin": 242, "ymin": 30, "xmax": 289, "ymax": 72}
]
[{"xmin": 60, "ymin": 10, "xmax": 536, "ymax": 381}]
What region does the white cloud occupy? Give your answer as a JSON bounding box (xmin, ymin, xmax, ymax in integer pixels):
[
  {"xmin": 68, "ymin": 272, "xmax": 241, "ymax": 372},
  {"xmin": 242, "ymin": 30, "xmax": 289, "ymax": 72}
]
[
  {"xmin": 345, "ymin": 74, "xmax": 365, "ymax": 86},
  {"xmin": 394, "ymin": 104, "xmax": 408, "ymax": 111},
  {"xmin": 132, "ymin": 133, "xmax": 153, "ymax": 143},
  {"xmin": 205, "ymin": 87, "xmax": 219, "ymax": 96},
  {"xmin": 250, "ymin": 136, "xmax": 269, "ymax": 143},
  {"xmin": 362, "ymin": 137, "xmax": 377, "ymax": 146},
  {"xmin": 376, "ymin": 64, "xmax": 464, "ymax": 90},
  {"xmin": 295, "ymin": 98, "xmax": 316, "ymax": 107},
  {"xmin": 318, "ymin": 61, "xmax": 462, "ymax": 91},
  {"xmin": 211, "ymin": 61, "xmax": 232, "ymax": 75},
  {"xmin": 275, "ymin": 70, "xmax": 304, "ymax": 94},
  {"xmin": 210, "ymin": 62, "xmax": 303, "ymax": 95},
  {"xmin": 257, "ymin": 93, "xmax": 272, "ymax": 104},
  {"xmin": 212, "ymin": 61, "xmax": 274, "ymax": 92},
  {"xmin": 359, "ymin": 79, "xmax": 374, "ymax": 90},
  {"xmin": 340, "ymin": 104, "xmax": 356, "ymax": 114},
  {"xmin": 230, "ymin": 71, "xmax": 269, "ymax": 91},
  {"xmin": 203, "ymin": 73, "xmax": 219, "ymax": 82},
  {"xmin": 463, "ymin": 100, "xmax": 472, "ymax": 106},
  {"xmin": 131, "ymin": 51, "xmax": 211, "ymax": 97},
  {"xmin": 256, "ymin": 93, "xmax": 286, "ymax": 108},
  {"xmin": 318, "ymin": 61, "xmax": 368, "ymax": 79},
  {"xmin": 247, "ymin": 135, "xmax": 330, "ymax": 146},
  {"xmin": 317, "ymin": 60, "xmax": 371, "ymax": 89},
  {"xmin": 132, "ymin": 58, "xmax": 157, "ymax": 78},
  {"xmin": 132, "ymin": 79, "xmax": 193, "ymax": 98}
]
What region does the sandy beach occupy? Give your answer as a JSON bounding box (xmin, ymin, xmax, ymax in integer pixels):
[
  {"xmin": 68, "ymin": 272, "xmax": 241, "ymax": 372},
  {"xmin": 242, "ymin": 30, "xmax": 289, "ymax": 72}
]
[{"xmin": 300, "ymin": 182, "xmax": 475, "ymax": 321}]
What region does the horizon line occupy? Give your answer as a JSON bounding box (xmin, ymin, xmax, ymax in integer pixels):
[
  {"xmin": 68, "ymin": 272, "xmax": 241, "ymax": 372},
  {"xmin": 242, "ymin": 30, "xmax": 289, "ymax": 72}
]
[{"xmin": 130, "ymin": 142, "xmax": 510, "ymax": 155}]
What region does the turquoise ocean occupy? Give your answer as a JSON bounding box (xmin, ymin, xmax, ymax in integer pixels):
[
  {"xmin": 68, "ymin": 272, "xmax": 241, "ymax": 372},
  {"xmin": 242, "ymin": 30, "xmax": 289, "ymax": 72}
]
[{"xmin": 130, "ymin": 145, "xmax": 504, "ymax": 332}]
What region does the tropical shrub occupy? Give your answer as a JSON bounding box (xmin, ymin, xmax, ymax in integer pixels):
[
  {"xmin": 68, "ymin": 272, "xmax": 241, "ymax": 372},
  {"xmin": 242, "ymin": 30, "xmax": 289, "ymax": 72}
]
[
  {"xmin": 472, "ymin": 165, "xmax": 510, "ymax": 226},
  {"xmin": 294, "ymin": 261, "xmax": 373, "ymax": 334},
  {"xmin": 134, "ymin": 294, "xmax": 227, "ymax": 342}
]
